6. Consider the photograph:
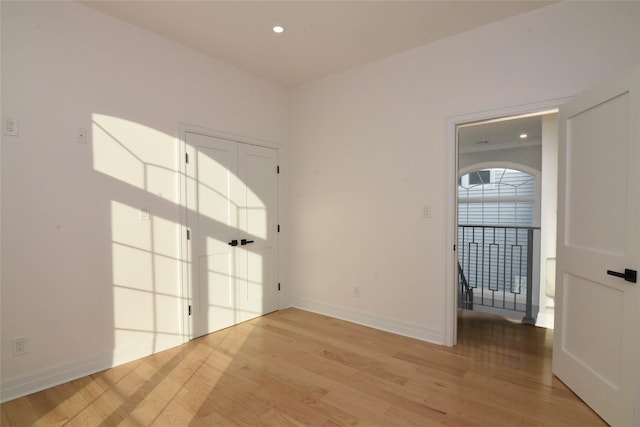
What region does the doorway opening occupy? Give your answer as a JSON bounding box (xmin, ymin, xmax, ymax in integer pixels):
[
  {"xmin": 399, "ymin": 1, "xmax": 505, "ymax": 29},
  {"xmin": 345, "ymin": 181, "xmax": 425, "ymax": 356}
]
[{"xmin": 455, "ymin": 110, "xmax": 558, "ymax": 331}]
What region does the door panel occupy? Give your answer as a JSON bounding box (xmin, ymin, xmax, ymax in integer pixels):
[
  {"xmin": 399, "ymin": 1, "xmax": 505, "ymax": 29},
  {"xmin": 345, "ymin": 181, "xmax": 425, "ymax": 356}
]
[
  {"xmin": 199, "ymin": 253, "xmax": 236, "ymax": 332},
  {"xmin": 237, "ymin": 144, "xmax": 279, "ymax": 322},
  {"xmin": 565, "ymin": 92, "xmax": 629, "ymax": 254},
  {"xmin": 562, "ymin": 273, "xmax": 624, "ymax": 386},
  {"xmin": 554, "ymin": 66, "xmax": 639, "ymax": 426},
  {"xmin": 186, "ymin": 132, "xmax": 238, "ymax": 337}
]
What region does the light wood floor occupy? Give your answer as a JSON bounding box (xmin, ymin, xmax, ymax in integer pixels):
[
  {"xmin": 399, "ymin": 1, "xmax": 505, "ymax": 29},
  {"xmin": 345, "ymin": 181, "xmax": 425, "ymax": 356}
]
[{"xmin": 2, "ymin": 308, "xmax": 606, "ymax": 426}]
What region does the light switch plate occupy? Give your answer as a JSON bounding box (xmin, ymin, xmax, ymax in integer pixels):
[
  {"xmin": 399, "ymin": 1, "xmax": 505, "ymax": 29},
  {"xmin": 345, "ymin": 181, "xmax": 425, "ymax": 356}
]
[{"xmin": 5, "ymin": 118, "xmax": 18, "ymax": 136}]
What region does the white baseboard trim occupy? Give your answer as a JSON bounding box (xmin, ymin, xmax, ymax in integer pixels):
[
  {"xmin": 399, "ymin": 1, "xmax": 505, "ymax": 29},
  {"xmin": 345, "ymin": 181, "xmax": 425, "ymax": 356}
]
[
  {"xmin": 0, "ymin": 353, "xmax": 113, "ymax": 403},
  {"xmin": 289, "ymin": 297, "xmax": 443, "ymax": 345},
  {"xmin": 1, "ymin": 305, "xmax": 440, "ymax": 403},
  {"xmin": 0, "ymin": 334, "xmax": 185, "ymax": 403}
]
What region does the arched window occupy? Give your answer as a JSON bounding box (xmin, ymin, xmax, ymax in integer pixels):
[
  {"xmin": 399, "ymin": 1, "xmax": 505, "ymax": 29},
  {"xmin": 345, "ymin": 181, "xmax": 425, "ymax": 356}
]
[{"xmin": 458, "ymin": 168, "xmax": 535, "ymax": 226}]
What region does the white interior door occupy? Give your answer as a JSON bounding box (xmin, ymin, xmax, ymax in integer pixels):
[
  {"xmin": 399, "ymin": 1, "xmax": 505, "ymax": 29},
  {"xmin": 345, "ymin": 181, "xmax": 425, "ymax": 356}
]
[
  {"xmin": 553, "ymin": 65, "xmax": 639, "ymax": 426},
  {"xmin": 237, "ymin": 144, "xmax": 279, "ymax": 322},
  {"xmin": 186, "ymin": 132, "xmax": 239, "ymax": 337},
  {"xmin": 185, "ymin": 131, "xmax": 279, "ymax": 338}
]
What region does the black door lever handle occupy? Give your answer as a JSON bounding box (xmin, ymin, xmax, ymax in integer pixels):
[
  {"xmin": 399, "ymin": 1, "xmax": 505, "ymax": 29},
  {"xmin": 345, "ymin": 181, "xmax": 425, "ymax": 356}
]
[
  {"xmin": 228, "ymin": 239, "xmax": 238, "ymax": 246},
  {"xmin": 241, "ymin": 239, "xmax": 254, "ymax": 245},
  {"xmin": 607, "ymin": 268, "xmax": 637, "ymax": 283}
]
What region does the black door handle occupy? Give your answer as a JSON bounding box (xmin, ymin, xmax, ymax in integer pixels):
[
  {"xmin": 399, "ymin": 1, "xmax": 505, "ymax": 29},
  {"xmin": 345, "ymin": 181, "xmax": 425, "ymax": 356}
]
[
  {"xmin": 228, "ymin": 239, "xmax": 238, "ymax": 247},
  {"xmin": 607, "ymin": 268, "xmax": 637, "ymax": 283},
  {"xmin": 241, "ymin": 239, "xmax": 254, "ymax": 245}
]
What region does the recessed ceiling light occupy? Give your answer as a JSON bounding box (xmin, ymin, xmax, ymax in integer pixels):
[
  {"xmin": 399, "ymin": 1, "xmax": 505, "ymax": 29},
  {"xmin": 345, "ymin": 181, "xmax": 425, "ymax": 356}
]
[
  {"xmin": 520, "ymin": 133, "xmax": 528, "ymax": 139},
  {"xmin": 273, "ymin": 25, "xmax": 284, "ymax": 34}
]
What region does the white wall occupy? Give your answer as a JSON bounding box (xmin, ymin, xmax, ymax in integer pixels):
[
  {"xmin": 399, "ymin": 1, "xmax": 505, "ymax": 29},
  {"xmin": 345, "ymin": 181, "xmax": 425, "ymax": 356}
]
[
  {"xmin": 0, "ymin": 1, "xmax": 288, "ymax": 401},
  {"xmin": 286, "ymin": 1, "xmax": 640, "ymax": 343}
]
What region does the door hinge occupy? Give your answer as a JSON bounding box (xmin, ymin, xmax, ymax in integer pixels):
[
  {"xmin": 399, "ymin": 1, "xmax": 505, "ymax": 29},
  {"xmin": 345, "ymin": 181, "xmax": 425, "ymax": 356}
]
[
  {"xmin": 188, "ymin": 305, "xmax": 191, "ymax": 316},
  {"xmin": 185, "ymin": 152, "xmax": 189, "ymax": 164},
  {"xmin": 453, "ymin": 244, "xmax": 456, "ymax": 251},
  {"xmin": 277, "ymin": 224, "xmax": 280, "ymax": 232},
  {"xmin": 186, "ymin": 229, "xmax": 191, "ymax": 240},
  {"xmin": 277, "ymin": 165, "xmax": 280, "ymax": 174},
  {"xmin": 278, "ymin": 283, "xmax": 281, "ymax": 291}
]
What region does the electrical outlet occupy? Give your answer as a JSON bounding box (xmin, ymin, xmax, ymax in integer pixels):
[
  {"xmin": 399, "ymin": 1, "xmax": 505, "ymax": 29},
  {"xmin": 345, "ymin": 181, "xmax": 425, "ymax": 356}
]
[
  {"xmin": 5, "ymin": 118, "xmax": 18, "ymax": 136},
  {"xmin": 353, "ymin": 286, "xmax": 360, "ymax": 297},
  {"xmin": 12, "ymin": 337, "xmax": 27, "ymax": 356},
  {"xmin": 77, "ymin": 128, "xmax": 87, "ymax": 144}
]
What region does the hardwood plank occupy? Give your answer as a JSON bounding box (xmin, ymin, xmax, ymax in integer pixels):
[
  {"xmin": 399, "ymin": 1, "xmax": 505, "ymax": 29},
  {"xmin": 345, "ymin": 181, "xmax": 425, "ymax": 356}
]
[{"xmin": 1, "ymin": 308, "xmax": 607, "ymax": 426}]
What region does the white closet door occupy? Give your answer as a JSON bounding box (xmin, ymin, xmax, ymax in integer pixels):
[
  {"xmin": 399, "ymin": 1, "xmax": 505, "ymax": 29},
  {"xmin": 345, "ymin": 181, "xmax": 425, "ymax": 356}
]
[
  {"xmin": 186, "ymin": 132, "xmax": 239, "ymax": 337},
  {"xmin": 185, "ymin": 131, "xmax": 279, "ymax": 337},
  {"xmin": 237, "ymin": 143, "xmax": 279, "ymax": 322}
]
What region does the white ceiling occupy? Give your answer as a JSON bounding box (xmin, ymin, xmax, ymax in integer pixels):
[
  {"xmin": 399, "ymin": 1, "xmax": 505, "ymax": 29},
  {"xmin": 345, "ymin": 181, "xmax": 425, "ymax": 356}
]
[
  {"xmin": 458, "ymin": 113, "xmax": 559, "ymax": 154},
  {"xmin": 82, "ymin": 1, "xmax": 553, "ymax": 88}
]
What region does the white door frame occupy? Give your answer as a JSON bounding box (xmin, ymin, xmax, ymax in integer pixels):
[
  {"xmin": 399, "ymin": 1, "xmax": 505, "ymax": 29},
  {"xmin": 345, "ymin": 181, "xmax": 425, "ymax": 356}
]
[
  {"xmin": 443, "ymin": 97, "xmax": 572, "ymax": 346},
  {"xmin": 177, "ymin": 123, "xmax": 280, "ymax": 342}
]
